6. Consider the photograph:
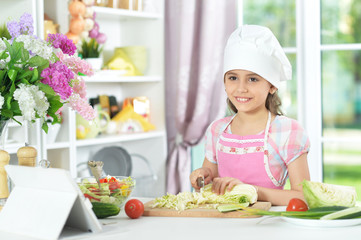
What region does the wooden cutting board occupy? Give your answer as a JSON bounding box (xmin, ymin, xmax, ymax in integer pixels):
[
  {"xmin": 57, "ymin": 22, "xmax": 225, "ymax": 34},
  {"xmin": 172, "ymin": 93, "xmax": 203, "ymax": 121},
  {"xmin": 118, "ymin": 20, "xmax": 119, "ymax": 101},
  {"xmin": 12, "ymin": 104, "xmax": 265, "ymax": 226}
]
[{"xmin": 143, "ymin": 201, "xmax": 271, "ymax": 218}]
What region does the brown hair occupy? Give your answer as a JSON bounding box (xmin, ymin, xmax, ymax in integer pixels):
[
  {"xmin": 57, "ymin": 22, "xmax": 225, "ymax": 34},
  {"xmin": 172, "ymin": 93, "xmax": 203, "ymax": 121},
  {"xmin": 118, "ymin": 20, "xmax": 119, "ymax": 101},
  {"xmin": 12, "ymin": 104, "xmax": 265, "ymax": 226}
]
[{"xmin": 226, "ymin": 92, "xmax": 284, "ymax": 116}]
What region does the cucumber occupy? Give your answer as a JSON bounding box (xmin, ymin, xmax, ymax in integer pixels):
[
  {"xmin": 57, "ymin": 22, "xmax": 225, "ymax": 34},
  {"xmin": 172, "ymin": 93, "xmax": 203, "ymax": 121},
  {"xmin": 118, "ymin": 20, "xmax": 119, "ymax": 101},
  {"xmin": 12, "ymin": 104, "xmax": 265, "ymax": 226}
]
[
  {"xmin": 91, "ymin": 202, "xmax": 120, "ymax": 219},
  {"xmin": 217, "ymin": 203, "xmax": 249, "ymax": 213},
  {"xmin": 307, "ymin": 206, "xmax": 349, "ymax": 212},
  {"xmin": 320, "ymin": 206, "xmax": 361, "ymax": 220}
]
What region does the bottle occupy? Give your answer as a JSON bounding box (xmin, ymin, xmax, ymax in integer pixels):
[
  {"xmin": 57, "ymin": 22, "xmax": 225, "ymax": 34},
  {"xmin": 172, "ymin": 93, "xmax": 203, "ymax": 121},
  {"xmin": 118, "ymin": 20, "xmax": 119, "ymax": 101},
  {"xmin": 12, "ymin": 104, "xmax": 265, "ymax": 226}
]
[
  {"xmin": 17, "ymin": 146, "xmax": 37, "ymax": 167},
  {"xmin": 0, "ymin": 150, "xmax": 10, "ymax": 204}
]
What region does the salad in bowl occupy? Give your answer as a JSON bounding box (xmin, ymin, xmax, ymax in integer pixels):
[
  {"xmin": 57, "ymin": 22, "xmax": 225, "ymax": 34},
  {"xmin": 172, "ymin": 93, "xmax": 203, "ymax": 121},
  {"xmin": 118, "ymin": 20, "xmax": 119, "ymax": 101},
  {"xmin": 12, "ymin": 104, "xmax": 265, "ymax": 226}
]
[{"xmin": 78, "ymin": 176, "xmax": 135, "ymax": 218}]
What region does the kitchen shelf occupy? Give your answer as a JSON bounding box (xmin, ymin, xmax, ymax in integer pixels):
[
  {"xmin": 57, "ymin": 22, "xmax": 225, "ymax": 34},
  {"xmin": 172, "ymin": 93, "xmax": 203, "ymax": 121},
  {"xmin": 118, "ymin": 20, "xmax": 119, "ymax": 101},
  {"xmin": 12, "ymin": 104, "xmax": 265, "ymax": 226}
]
[
  {"xmin": 4, "ymin": 142, "xmax": 25, "ymax": 155},
  {"xmin": 84, "ymin": 70, "xmax": 162, "ymax": 83},
  {"xmin": 75, "ymin": 130, "xmax": 165, "ymax": 147},
  {"xmin": 93, "ymin": 6, "xmax": 162, "ymax": 20},
  {"xmin": 46, "ymin": 142, "xmax": 71, "ymax": 150}
]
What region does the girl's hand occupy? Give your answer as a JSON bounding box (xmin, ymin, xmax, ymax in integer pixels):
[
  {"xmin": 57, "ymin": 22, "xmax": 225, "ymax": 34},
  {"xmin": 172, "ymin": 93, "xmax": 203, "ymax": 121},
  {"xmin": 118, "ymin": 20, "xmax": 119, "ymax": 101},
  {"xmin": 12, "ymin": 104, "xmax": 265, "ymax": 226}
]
[
  {"xmin": 189, "ymin": 167, "xmax": 213, "ymax": 190},
  {"xmin": 212, "ymin": 177, "xmax": 243, "ymax": 195}
]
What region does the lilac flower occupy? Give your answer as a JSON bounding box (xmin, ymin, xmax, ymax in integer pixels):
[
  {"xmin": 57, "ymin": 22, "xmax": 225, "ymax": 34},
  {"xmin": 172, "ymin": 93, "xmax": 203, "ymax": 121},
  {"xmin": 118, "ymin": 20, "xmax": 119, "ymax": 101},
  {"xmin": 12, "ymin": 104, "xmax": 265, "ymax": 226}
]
[
  {"xmin": 47, "ymin": 33, "xmax": 76, "ymax": 56},
  {"xmin": 7, "ymin": 21, "xmax": 21, "ymax": 38},
  {"xmin": 13, "ymin": 84, "xmax": 49, "ymax": 121},
  {"xmin": 69, "ymin": 94, "xmax": 96, "ymax": 121},
  {"xmin": 7, "ymin": 12, "xmax": 34, "ymax": 38},
  {"xmin": 41, "ymin": 61, "xmax": 74, "ymax": 100},
  {"xmin": 56, "ymin": 51, "xmax": 93, "ymax": 77},
  {"xmin": 19, "ymin": 13, "xmax": 34, "ymax": 35}
]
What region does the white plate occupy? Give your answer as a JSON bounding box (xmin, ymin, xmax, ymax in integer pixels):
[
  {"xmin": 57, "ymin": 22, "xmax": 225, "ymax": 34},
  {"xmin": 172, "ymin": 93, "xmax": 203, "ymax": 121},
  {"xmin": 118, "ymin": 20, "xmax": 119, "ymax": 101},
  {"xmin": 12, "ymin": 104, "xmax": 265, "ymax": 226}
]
[{"xmin": 282, "ymin": 217, "xmax": 361, "ymax": 228}]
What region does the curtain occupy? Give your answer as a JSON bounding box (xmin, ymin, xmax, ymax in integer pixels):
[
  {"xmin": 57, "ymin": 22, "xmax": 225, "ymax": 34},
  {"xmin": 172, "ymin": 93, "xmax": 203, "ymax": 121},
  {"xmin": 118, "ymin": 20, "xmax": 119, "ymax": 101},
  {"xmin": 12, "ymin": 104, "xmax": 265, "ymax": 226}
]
[{"xmin": 165, "ymin": 0, "xmax": 237, "ymax": 194}]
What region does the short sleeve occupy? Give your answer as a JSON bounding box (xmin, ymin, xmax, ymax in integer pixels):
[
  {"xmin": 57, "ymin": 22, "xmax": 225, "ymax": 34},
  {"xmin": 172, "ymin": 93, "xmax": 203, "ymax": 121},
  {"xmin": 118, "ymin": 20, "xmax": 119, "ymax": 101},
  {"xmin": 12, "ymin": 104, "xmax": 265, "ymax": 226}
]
[
  {"xmin": 204, "ymin": 124, "xmax": 217, "ymax": 163},
  {"xmin": 204, "ymin": 117, "xmax": 232, "ymax": 164},
  {"xmin": 270, "ymin": 117, "xmax": 310, "ymax": 165}
]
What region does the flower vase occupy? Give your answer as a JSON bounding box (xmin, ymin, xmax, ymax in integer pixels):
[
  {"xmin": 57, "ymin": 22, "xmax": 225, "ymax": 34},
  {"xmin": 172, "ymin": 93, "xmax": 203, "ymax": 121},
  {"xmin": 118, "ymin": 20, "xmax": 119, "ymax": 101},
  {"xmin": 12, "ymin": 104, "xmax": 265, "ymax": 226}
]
[
  {"xmin": 0, "ymin": 119, "xmax": 10, "ymax": 208},
  {"xmin": 86, "ymin": 58, "xmax": 103, "ymax": 71},
  {"xmin": 46, "ymin": 124, "xmax": 61, "ymax": 144},
  {"xmin": 0, "ymin": 120, "xmax": 9, "ymax": 150}
]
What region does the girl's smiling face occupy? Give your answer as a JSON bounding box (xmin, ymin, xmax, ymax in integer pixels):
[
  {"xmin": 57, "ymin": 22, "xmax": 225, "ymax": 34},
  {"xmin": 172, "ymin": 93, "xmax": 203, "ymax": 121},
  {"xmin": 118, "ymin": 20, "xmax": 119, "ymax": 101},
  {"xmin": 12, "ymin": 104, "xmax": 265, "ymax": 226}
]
[{"xmin": 224, "ymin": 69, "xmax": 277, "ymax": 114}]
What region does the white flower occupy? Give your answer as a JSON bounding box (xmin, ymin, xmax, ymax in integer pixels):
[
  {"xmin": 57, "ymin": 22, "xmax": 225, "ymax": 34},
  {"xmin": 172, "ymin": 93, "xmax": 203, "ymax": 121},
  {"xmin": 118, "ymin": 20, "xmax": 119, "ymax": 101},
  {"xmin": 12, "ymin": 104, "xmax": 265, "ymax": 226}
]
[
  {"xmin": 15, "ymin": 35, "xmax": 55, "ymax": 62},
  {"xmin": 13, "ymin": 83, "xmax": 49, "ymax": 121},
  {"xmin": 0, "ymin": 95, "xmax": 4, "ymax": 110}
]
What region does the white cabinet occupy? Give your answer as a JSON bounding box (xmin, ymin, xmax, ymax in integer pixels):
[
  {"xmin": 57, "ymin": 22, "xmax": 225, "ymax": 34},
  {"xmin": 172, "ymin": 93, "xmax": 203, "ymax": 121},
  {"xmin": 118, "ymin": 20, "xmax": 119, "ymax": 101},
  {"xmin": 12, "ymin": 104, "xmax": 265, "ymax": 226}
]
[{"xmin": 1, "ymin": 0, "xmax": 167, "ymax": 197}]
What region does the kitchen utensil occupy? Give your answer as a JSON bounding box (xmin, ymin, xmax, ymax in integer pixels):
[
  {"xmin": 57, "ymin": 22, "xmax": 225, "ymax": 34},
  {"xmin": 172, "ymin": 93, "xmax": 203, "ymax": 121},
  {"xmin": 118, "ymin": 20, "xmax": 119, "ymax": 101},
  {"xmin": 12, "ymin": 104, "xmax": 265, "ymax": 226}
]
[
  {"xmin": 196, "ymin": 176, "xmax": 204, "ymax": 193},
  {"xmin": 17, "ymin": 146, "xmax": 37, "ymax": 167},
  {"xmin": 92, "ymin": 146, "xmax": 132, "ymax": 176},
  {"xmin": 87, "ymin": 160, "xmax": 104, "ymax": 190}
]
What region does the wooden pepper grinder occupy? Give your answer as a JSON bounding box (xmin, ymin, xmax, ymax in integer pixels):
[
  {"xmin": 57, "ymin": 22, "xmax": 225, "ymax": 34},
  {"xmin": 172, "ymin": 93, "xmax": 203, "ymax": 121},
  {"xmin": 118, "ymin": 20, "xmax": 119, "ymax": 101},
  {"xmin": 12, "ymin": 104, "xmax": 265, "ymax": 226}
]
[
  {"xmin": 17, "ymin": 146, "xmax": 37, "ymax": 167},
  {"xmin": 0, "ymin": 150, "xmax": 10, "ymax": 200}
]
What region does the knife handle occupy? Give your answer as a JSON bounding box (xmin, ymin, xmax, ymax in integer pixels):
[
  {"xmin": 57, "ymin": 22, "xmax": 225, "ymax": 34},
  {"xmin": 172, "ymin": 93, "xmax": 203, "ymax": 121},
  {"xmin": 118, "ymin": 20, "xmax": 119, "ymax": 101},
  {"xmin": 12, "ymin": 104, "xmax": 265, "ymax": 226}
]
[{"xmin": 196, "ymin": 177, "xmax": 204, "ymax": 188}]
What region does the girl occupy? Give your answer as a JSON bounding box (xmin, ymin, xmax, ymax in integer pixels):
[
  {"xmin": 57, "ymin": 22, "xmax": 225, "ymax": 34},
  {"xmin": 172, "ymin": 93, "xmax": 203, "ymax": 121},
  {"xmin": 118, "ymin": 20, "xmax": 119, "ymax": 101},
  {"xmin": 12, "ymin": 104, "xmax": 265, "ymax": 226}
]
[{"xmin": 189, "ymin": 25, "xmax": 310, "ymax": 206}]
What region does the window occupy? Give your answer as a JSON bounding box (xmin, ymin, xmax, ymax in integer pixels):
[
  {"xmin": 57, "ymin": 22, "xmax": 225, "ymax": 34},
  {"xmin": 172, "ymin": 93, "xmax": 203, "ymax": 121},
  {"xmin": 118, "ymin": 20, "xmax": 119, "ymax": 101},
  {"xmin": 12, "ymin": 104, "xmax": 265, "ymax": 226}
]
[
  {"xmin": 321, "ymin": 0, "xmax": 361, "ymax": 196},
  {"xmin": 240, "ymin": 0, "xmax": 361, "ymax": 196},
  {"xmin": 240, "ymin": 0, "xmax": 298, "ymax": 118}
]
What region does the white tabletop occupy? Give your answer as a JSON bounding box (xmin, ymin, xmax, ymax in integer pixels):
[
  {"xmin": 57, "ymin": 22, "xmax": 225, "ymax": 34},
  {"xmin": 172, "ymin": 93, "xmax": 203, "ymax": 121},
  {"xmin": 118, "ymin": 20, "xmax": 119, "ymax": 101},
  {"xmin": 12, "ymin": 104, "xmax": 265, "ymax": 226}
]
[
  {"xmin": 2, "ymin": 198, "xmax": 361, "ymax": 240},
  {"xmin": 61, "ymin": 198, "xmax": 361, "ymax": 240}
]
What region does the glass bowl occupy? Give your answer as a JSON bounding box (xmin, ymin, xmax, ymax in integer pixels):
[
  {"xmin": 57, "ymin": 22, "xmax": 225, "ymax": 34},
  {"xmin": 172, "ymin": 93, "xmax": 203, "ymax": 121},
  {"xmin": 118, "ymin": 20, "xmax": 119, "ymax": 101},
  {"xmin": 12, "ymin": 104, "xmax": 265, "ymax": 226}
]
[{"xmin": 77, "ymin": 176, "xmax": 135, "ymax": 209}]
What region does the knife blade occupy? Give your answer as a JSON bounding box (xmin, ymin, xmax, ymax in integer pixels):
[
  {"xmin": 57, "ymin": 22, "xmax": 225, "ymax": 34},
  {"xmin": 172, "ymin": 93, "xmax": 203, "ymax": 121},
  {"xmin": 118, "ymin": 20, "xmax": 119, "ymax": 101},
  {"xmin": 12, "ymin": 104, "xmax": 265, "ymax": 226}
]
[{"xmin": 196, "ymin": 176, "xmax": 205, "ymax": 193}]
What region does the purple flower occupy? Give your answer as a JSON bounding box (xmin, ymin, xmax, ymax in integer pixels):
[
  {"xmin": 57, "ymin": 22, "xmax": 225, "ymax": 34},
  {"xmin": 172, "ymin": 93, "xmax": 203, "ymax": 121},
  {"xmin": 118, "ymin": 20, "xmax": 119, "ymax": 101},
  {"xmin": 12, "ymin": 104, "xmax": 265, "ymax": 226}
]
[
  {"xmin": 41, "ymin": 61, "xmax": 74, "ymax": 100},
  {"xmin": 96, "ymin": 33, "xmax": 107, "ymax": 44},
  {"xmin": 7, "ymin": 12, "xmax": 34, "ymax": 38},
  {"xmin": 47, "ymin": 33, "xmax": 77, "ymax": 56},
  {"xmin": 7, "ymin": 21, "xmax": 21, "ymax": 38},
  {"xmin": 19, "ymin": 13, "xmax": 34, "ymax": 35},
  {"xmin": 89, "ymin": 28, "xmax": 99, "ymax": 38}
]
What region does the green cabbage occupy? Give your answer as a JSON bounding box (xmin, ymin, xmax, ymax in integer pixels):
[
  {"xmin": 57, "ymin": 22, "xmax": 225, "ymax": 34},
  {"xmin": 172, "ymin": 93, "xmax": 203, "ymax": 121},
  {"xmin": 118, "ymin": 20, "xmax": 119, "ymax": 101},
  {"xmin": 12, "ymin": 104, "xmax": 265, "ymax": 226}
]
[
  {"xmin": 302, "ymin": 180, "xmax": 357, "ymax": 208},
  {"xmin": 152, "ymin": 184, "xmax": 257, "ymax": 211}
]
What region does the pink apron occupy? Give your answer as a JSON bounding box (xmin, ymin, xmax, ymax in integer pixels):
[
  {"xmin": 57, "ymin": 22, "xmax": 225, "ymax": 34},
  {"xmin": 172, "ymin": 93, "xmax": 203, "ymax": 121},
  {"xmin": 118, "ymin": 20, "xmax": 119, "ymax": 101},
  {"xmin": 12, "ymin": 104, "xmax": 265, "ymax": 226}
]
[{"xmin": 216, "ymin": 112, "xmax": 283, "ymax": 189}]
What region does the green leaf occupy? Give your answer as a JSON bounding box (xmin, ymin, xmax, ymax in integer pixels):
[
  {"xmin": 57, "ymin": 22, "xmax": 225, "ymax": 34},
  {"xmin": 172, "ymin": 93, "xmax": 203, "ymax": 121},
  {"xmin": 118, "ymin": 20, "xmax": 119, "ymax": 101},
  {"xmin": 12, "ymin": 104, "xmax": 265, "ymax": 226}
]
[
  {"xmin": 8, "ymin": 69, "xmax": 17, "ymax": 81},
  {"xmin": 42, "ymin": 122, "xmax": 49, "ymax": 134},
  {"xmin": 79, "ymin": 38, "xmax": 101, "ymax": 58},
  {"xmin": 0, "ymin": 24, "xmax": 11, "ymax": 40},
  {"xmin": 30, "ymin": 68, "xmax": 39, "ymax": 83},
  {"xmin": 47, "ymin": 111, "xmax": 61, "ymax": 124},
  {"xmin": 36, "ymin": 82, "xmax": 56, "ymax": 95},
  {"xmin": 20, "ymin": 78, "xmax": 30, "ymax": 84},
  {"xmin": 5, "ymin": 95, "xmax": 12, "ymax": 109},
  {"xmin": 0, "ymin": 51, "xmax": 9, "ymax": 60},
  {"xmin": 47, "ymin": 97, "xmax": 63, "ymax": 115},
  {"xmin": 0, "ymin": 70, "xmax": 6, "ymax": 86},
  {"xmin": 10, "ymin": 101, "xmax": 20, "ymax": 114},
  {"xmin": 9, "ymin": 80, "xmax": 15, "ymax": 95},
  {"xmin": 21, "ymin": 47, "xmax": 29, "ymax": 62},
  {"xmin": 28, "ymin": 56, "xmax": 49, "ymax": 68},
  {"xmin": 0, "ymin": 109, "xmax": 13, "ymax": 119},
  {"xmin": 18, "ymin": 69, "xmax": 34, "ymax": 79},
  {"xmin": 7, "ymin": 40, "xmax": 23, "ymax": 63}
]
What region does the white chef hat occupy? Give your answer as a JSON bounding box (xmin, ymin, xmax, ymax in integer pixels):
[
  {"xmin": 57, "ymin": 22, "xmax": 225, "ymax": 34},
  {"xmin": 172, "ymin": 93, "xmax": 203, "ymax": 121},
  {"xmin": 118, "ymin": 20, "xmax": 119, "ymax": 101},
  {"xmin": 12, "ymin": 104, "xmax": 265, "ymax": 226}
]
[{"xmin": 223, "ymin": 25, "xmax": 292, "ymax": 89}]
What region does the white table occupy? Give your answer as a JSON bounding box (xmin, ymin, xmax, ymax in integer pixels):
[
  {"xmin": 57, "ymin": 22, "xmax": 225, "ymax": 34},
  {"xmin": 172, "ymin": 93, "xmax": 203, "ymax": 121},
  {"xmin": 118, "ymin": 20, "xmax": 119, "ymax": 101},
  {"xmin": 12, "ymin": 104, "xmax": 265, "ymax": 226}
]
[
  {"xmin": 2, "ymin": 198, "xmax": 361, "ymax": 240},
  {"xmin": 62, "ymin": 198, "xmax": 361, "ymax": 240}
]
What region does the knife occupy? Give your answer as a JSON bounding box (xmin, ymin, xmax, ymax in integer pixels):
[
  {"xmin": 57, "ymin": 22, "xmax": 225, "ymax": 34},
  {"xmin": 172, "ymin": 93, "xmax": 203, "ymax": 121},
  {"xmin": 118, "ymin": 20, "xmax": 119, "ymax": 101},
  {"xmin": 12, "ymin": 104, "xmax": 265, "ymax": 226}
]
[{"xmin": 196, "ymin": 176, "xmax": 205, "ymax": 193}]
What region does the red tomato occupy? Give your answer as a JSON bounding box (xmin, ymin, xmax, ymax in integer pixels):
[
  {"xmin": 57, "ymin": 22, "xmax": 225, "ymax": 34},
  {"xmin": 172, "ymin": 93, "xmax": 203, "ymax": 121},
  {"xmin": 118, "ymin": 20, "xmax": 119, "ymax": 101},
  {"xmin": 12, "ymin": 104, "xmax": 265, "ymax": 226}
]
[
  {"xmin": 286, "ymin": 198, "xmax": 308, "ymax": 211},
  {"xmin": 109, "ymin": 181, "xmax": 121, "ymax": 191},
  {"xmin": 108, "ymin": 177, "xmax": 117, "ymax": 182},
  {"xmin": 125, "ymin": 199, "xmax": 144, "ymax": 219},
  {"xmin": 99, "ymin": 178, "xmax": 108, "ymax": 183}
]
